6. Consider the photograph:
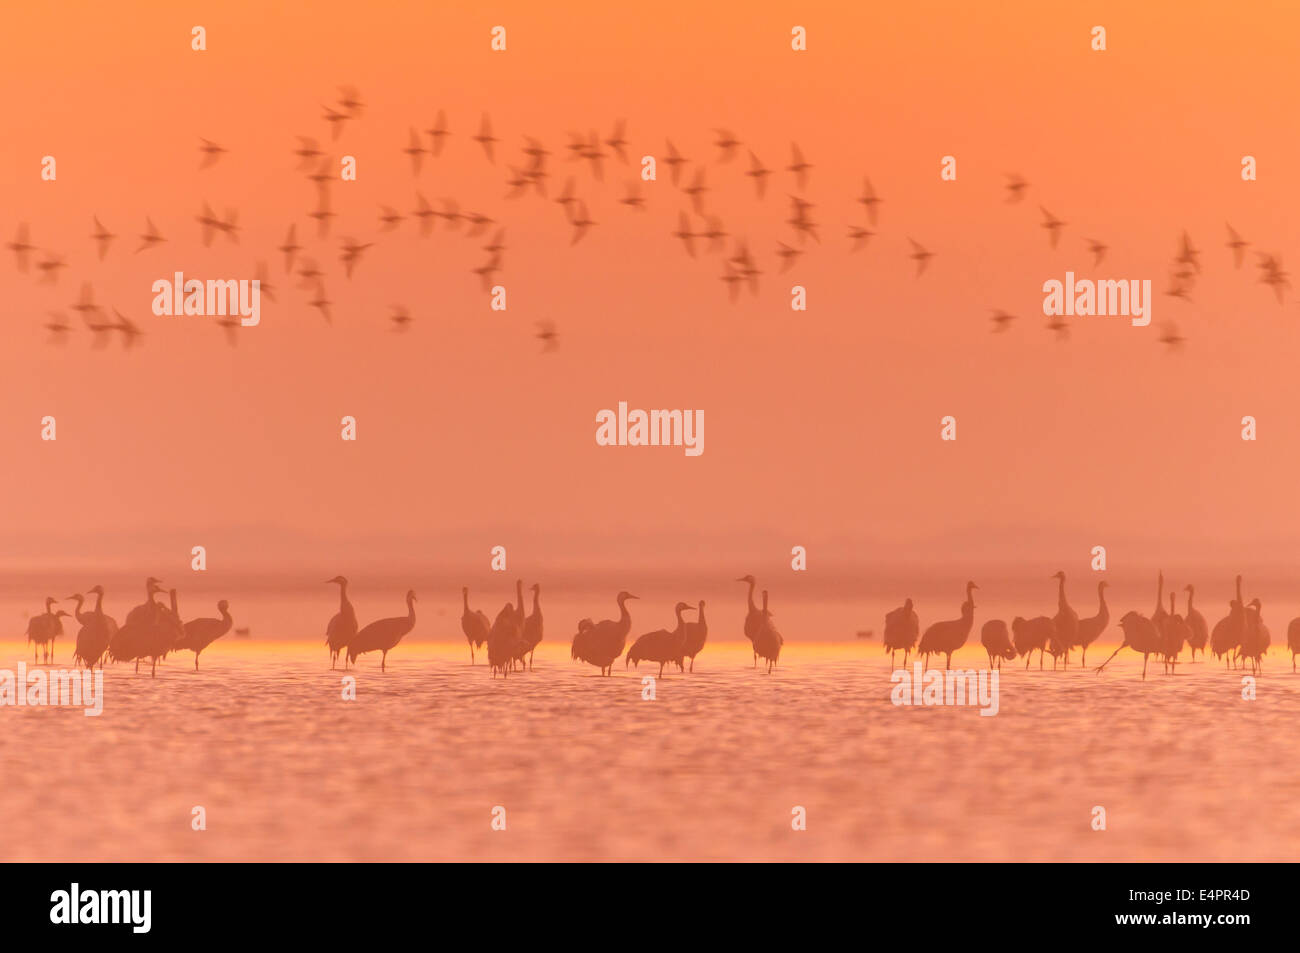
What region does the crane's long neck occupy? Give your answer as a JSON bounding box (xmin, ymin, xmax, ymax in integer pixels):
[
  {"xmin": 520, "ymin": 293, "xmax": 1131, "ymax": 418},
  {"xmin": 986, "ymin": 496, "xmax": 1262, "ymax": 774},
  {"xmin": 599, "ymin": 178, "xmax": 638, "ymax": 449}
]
[
  {"xmin": 93, "ymin": 590, "xmax": 106, "ymax": 615},
  {"xmin": 218, "ymin": 607, "xmax": 234, "ymax": 634},
  {"xmin": 1155, "ymin": 573, "xmax": 1164, "ymax": 613},
  {"xmin": 1056, "ymin": 577, "xmax": 1066, "ymax": 608},
  {"xmin": 462, "ymin": 589, "xmax": 470, "ymax": 612},
  {"xmin": 515, "ymin": 581, "xmax": 524, "ymax": 616},
  {"xmin": 70, "ymin": 595, "xmax": 86, "ymax": 621},
  {"xmin": 1235, "ymin": 576, "xmax": 1243, "ymax": 603},
  {"xmin": 1185, "ymin": 587, "xmax": 1194, "ymax": 612},
  {"xmin": 406, "ymin": 594, "xmax": 416, "ymax": 623},
  {"xmin": 617, "ymin": 596, "xmax": 632, "ymax": 633},
  {"xmin": 170, "ymin": 591, "xmax": 179, "ymax": 616},
  {"xmin": 1097, "ymin": 585, "xmax": 1108, "ymax": 619},
  {"xmin": 698, "ymin": 604, "xmax": 707, "ymax": 624},
  {"xmin": 746, "ymin": 580, "xmax": 757, "ymax": 613},
  {"xmin": 531, "ymin": 588, "xmax": 540, "ymax": 614},
  {"xmin": 1170, "ymin": 593, "xmax": 1176, "ymax": 616},
  {"xmin": 339, "ymin": 582, "xmax": 350, "ymax": 610}
]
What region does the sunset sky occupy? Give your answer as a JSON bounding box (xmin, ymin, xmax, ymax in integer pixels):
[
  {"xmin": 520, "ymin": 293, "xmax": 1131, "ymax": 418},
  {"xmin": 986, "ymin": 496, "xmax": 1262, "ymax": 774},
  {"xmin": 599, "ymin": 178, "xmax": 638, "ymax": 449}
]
[{"xmin": 4, "ymin": 0, "xmax": 1300, "ymax": 585}]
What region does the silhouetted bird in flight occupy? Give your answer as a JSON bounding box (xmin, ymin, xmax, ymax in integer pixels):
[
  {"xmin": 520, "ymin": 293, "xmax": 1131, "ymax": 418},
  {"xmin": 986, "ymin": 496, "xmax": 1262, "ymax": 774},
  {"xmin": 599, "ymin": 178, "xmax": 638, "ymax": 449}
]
[
  {"xmin": 1040, "ymin": 207, "xmax": 1065, "ymax": 248},
  {"xmin": 7, "ymin": 223, "xmax": 34, "ymax": 270},
  {"xmin": 909, "ymin": 239, "xmax": 933, "ymax": 276},
  {"xmin": 1226, "ymin": 223, "xmax": 1248, "ymax": 268},
  {"xmin": 664, "ymin": 140, "xmax": 688, "ymax": 186},
  {"xmin": 473, "ymin": 114, "xmax": 498, "ymax": 162},
  {"xmin": 90, "ymin": 216, "xmax": 115, "ymax": 260},
  {"xmin": 746, "ymin": 151, "xmax": 772, "ymax": 198},
  {"xmin": 786, "ymin": 143, "xmax": 812, "ymax": 190},
  {"xmin": 1087, "ymin": 238, "xmax": 1107, "ymax": 266},
  {"xmin": 568, "ymin": 201, "xmax": 596, "ymax": 245},
  {"xmin": 293, "ymin": 136, "xmax": 323, "ymax": 170},
  {"xmin": 990, "ymin": 309, "xmax": 1015, "ymax": 332},
  {"xmin": 672, "ymin": 212, "xmax": 696, "ymax": 257},
  {"xmin": 278, "ymin": 225, "xmax": 301, "ymax": 272},
  {"xmin": 425, "ymin": 109, "xmax": 449, "ymax": 155},
  {"xmin": 605, "ymin": 120, "xmax": 628, "ymax": 163},
  {"xmin": 1004, "ymin": 173, "xmax": 1028, "ymax": 203},
  {"xmin": 199, "ymin": 138, "xmax": 227, "ymax": 168},
  {"xmin": 713, "ymin": 129, "xmax": 741, "ymax": 162},
  {"xmin": 403, "ymin": 128, "xmax": 425, "ymax": 175},
  {"xmin": 390, "ymin": 306, "xmax": 412, "ymax": 332},
  {"xmin": 857, "ymin": 178, "xmax": 882, "ymax": 225},
  {"xmin": 536, "ymin": 320, "xmax": 559, "ymax": 352}
]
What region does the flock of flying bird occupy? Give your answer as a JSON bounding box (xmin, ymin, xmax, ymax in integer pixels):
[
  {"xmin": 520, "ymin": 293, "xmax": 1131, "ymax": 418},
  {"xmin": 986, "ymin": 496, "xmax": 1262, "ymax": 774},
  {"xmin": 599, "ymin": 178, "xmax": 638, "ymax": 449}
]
[
  {"xmin": 883, "ymin": 570, "xmax": 1300, "ymax": 678},
  {"xmin": 16, "ymin": 86, "xmax": 1287, "ymax": 352},
  {"xmin": 22, "ymin": 568, "xmax": 1300, "ymax": 680}
]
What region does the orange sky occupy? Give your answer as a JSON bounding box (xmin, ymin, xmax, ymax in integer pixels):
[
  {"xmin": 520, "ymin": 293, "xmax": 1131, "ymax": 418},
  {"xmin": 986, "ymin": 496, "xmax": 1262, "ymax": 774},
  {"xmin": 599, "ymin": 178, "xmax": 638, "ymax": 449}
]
[{"xmin": 4, "ymin": 1, "xmax": 1300, "ymax": 582}]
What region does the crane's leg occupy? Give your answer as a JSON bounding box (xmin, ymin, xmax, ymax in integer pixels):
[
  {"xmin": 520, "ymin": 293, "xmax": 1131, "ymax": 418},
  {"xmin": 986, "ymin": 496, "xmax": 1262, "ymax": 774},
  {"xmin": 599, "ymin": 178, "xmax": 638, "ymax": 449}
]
[{"xmin": 946, "ymin": 651, "xmax": 953, "ymax": 670}]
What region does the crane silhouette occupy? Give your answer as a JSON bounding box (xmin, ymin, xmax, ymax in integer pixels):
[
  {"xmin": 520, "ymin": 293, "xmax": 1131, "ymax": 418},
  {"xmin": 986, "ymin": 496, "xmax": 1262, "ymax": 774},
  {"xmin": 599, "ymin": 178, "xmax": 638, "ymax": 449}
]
[
  {"xmin": 753, "ymin": 590, "xmax": 783, "ymax": 673},
  {"xmin": 178, "ymin": 600, "xmax": 233, "ymax": 669},
  {"xmin": 571, "ymin": 591, "xmax": 638, "ymax": 675},
  {"xmin": 110, "ymin": 577, "xmax": 167, "ymax": 673},
  {"xmin": 1210, "ymin": 575, "xmax": 1246, "ymax": 668},
  {"xmin": 1011, "ymin": 616, "xmax": 1055, "ymax": 669},
  {"xmin": 487, "ymin": 596, "xmax": 521, "ymax": 679},
  {"xmin": 1239, "ymin": 598, "xmax": 1270, "ymax": 674},
  {"xmin": 516, "ymin": 583, "xmax": 544, "ymax": 671},
  {"xmin": 626, "ymin": 601, "xmax": 694, "ymax": 676},
  {"xmin": 1159, "ymin": 592, "xmax": 1190, "ymax": 674},
  {"xmin": 980, "ymin": 619, "xmax": 1015, "ymax": 669},
  {"xmin": 1183, "ymin": 585, "xmax": 1209, "ymax": 660},
  {"xmin": 325, "ymin": 576, "xmax": 358, "ymax": 669},
  {"xmin": 71, "ymin": 585, "xmax": 117, "ymax": 670},
  {"xmin": 1096, "ymin": 611, "xmax": 1162, "ymax": 679},
  {"xmin": 736, "ymin": 575, "xmax": 763, "ymax": 667},
  {"xmin": 1074, "ymin": 581, "xmax": 1110, "ymax": 668},
  {"xmin": 25, "ymin": 597, "xmax": 65, "ymax": 663},
  {"xmin": 1051, "ymin": 571, "xmax": 1079, "ymax": 667},
  {"xmin": 682, "ymin": 599, "xmax": 708, "ymax": 672},
  {"xmin": 917, "ymin": 582, "xmax": 977, "ymax": 670},
  {"xmin": 883, "ymin": 598, "xmax": 920, "ymax": 668},
  {"xmin": 347, "ymin": 590, "xmax": 417, "ymax": 671},
  {"xmin": 460, "ymin": 586, "xmax": 491, "ymax": 664}
]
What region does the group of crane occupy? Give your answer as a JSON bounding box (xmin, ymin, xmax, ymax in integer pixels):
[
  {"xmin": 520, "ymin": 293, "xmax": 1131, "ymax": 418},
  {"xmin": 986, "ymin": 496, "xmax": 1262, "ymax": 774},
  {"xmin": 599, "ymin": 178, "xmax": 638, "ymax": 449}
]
[
  {"xmin": 23, "ymin": 578, "xmax": 233, "ymax": 675},
  {"xmin": 883, "ymin": 571, "xmax": 1300, "ymax": 679}
]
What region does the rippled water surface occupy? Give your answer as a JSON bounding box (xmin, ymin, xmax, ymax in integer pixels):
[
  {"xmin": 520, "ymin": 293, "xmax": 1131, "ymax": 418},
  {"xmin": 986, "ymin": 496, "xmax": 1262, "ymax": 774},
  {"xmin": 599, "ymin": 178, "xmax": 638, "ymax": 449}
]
[{"xmin": 2, "ymin": 639, "xmax": 1297, "ymax": 861}]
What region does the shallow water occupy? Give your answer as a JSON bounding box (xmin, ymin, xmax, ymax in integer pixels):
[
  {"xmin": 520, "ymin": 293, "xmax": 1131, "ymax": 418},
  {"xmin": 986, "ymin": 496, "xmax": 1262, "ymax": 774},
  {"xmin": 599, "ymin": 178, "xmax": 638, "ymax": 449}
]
[{"xmin": 1, "ymin": 637, "xmax": 1296, "ymax": 861}]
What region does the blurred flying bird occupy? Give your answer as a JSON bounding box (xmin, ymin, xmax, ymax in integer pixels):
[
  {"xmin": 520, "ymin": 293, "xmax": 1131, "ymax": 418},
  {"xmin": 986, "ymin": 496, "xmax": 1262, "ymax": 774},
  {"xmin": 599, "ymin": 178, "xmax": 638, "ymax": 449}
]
[
  {"xmin": 44, "ymin": 311, "xmax": 70, "ymax": 343},
  {"xmin": 605, "ymin": 120, "xmax": 628, "ymax": 163},
  {"xmin": 390, "ymin": 305, "xmax": 412, "ymax": 332},
  {"xmin": 746, "ymin": 151, "xmax": 772, "ymax": 198},
  {"xmin": 1226, "ymin": 223, "xmax": 1248, "ymax": 269},
  {"xmin": 857, "ymin": 178, "xmax": 882, "ymax": 225},
  {"xmin": 255, "ymin": 262, "xmax": 274, "ymax": 303},
  {"xmin": 308, "ymin": 196, "xmax": 335, "ymax": 237},
  {"xmin": 909, "ymin": 239, "xmax": 933, "ymax": 277},
  {"xmin": 1158, "ymin": 322, "xmax": 1185, "ymax": 352},
  {"xmin": 847, "ymin": 226, "xmax": 873, "ymax": 251},
  {"xmin": 619, "ymin": 183, "xmax": 646, "ymax": 210},
  {"xmin": 337, "ymin": 86, "xmax": 364, "ymax": 116},
  {"xmin": 990, "ymin": 309, "xmax": 1016, "ymax": 332},
  {"xmin": 378, "ymin": 205, "xmax": 404, "ymax": 231},
  {"xmin": 683, "ymin": 168, "xmax": 709, "ymax": 214},
  {"xmin": 536, "ymin": 320, "xmax": 559, "ymax": 352},
  {"xmin": 786, "ymin": 143, "xmax": 812, "ymax": 190},
  {"xmin": 340, "ymin": 238, "xmax": 373, "ymax": 279},
  {"xmin": 1087, "ymin": 238, "xmax": 1107, "ymax": 267},
  {"xmin": 138, "ymin": 216, "xmax": 167, "ymax": 253},
  {"xmin": 7, "ymin": 223, "xmax": 34, "ymax": 271},
  {"xmin": 713, "ymin": 129, "xmax": 741, "ymax": 162},
  {"xmin": 425, "ymin": 109, "xmax": 449, "ymax": 155},
  {"xmin": 90, "ymin": 216, "xmax": 115, "ymax": 260},
  {"xmin": 293, "ymin": 136, "xmax": 323, "ymax": 169},
  {"xmin": 672, "ymin": 212, "xmax": 696, "ymax": 257},
  {"xmin": 111, "ymin": 308, "xmax": 142, "ymax": 348},
  {"xmin": 412, "ymin": 193, "xmax": 436, "ymax": 236},
  {"xmin": 1040, "ymin": 207, "xmax": 1065, "ymax": 248},
  {"xmin": 198, "ymin": 138, "xmax": 227, "ymax": 168},
  {"xmin": 36, "ymin": 253, "xmax": 66, "ymax": 283},
  {"xmin": 568, "ymin": 201, "xmax": 596, "ymax": 245},
  {"xmin": 322, "ymin": 106, "xmax": 349, "ymax": 139},
  {"xmin": 1004, "ymin": 173, "xmax": 1028, "ymax": 203},
  {"xmin": 776, "ymin": 241, "xmax": 802, "ymax": 271},
  {"xmin": 473, "ymin": 114, "xmax": 498, "ymax": 162},
  {"xmin": 1046, "ymin": 315, "xmax": 1070, "ymax": 340},
  {"xmin": 664, "ymin": 140, "xmax": 688, "ymax": 186},
  {"xmin": 278, "ymin": 225, "xmax": 301, "ymax": 273},
  {"xmin": 403, "ymin": 128, "xmax": 426, "ymax": 175},
  {"xmin": 308, "ymin": 283, "xmax": 332, "ymax": 323}
]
